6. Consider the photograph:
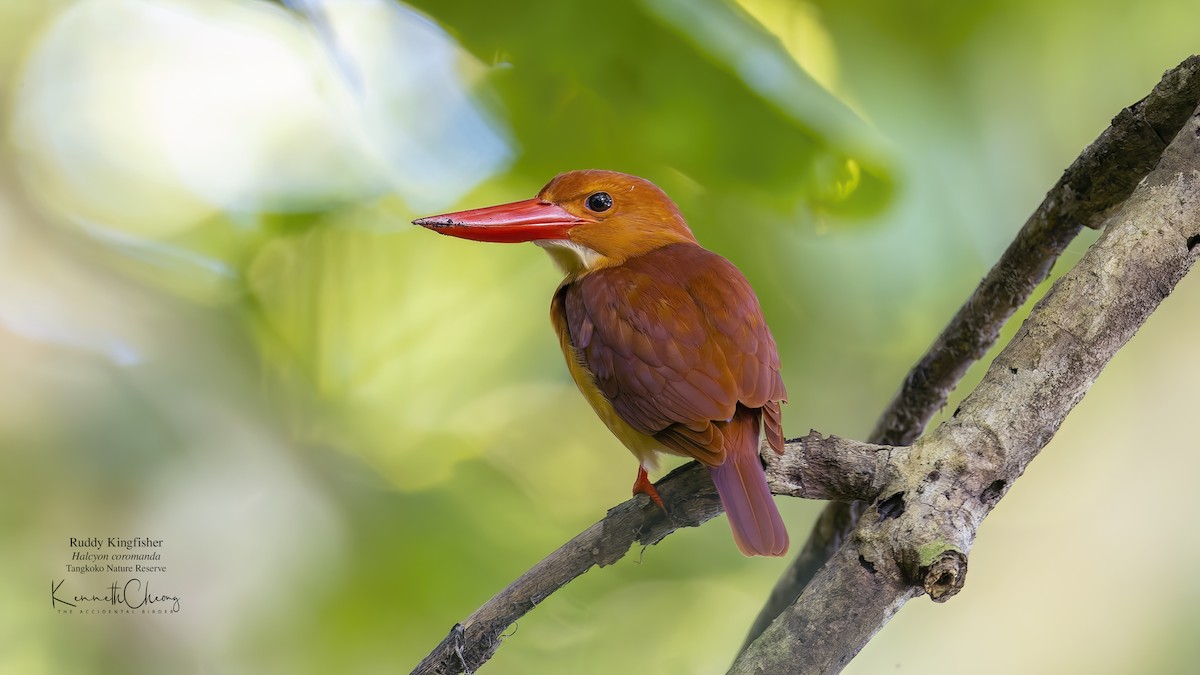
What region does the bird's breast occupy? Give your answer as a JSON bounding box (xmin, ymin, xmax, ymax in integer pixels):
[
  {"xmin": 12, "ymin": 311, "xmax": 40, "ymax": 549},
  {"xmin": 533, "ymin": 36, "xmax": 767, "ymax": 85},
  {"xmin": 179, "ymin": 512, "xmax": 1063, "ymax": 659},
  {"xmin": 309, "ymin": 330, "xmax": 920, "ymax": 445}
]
[{"xmin": 550, "ymin": 285, "xmax": 667, "ymax": 468}]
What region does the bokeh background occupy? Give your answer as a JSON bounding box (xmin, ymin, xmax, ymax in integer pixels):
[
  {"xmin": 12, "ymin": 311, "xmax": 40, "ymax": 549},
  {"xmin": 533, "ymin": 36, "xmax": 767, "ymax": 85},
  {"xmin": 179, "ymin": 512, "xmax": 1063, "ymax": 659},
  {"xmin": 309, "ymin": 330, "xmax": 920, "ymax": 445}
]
[{"xmin": 0, "ymin": 0, "xmax": 1197, "ymax": 673}]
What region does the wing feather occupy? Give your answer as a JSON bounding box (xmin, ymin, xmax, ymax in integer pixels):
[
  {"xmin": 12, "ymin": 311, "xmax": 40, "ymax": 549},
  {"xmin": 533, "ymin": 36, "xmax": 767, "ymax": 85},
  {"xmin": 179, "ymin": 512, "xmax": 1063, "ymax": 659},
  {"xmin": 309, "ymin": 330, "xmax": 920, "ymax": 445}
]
[{"xmin": 562, "ymin": 243, "xmax": 786, "ymax": 465}]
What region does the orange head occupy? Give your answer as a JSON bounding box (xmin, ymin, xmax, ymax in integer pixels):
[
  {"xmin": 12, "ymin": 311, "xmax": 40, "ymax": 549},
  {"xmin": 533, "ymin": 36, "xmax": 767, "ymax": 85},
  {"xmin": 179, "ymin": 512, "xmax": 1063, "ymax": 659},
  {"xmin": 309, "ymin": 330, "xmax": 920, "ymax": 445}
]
[{"xmin": 413, "ymin": 170, "xmax": 697, "ymax": 275}]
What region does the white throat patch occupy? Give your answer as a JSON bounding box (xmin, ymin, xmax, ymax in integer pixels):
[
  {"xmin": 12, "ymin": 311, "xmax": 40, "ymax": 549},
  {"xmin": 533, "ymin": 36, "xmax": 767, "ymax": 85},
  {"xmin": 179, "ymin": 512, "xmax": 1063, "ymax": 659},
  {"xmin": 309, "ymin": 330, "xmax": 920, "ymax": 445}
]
[{"xmin": 535, "ymin": 239, "xmax": 604, "ymax": 275}]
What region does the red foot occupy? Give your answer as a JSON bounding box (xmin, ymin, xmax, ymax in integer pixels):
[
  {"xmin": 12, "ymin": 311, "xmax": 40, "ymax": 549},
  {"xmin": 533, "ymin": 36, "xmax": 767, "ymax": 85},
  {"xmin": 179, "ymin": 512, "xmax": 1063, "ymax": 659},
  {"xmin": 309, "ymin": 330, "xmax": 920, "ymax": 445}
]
[{"xmin": 632, "ymin": 466, "xmax": 666, "ymax": 511}]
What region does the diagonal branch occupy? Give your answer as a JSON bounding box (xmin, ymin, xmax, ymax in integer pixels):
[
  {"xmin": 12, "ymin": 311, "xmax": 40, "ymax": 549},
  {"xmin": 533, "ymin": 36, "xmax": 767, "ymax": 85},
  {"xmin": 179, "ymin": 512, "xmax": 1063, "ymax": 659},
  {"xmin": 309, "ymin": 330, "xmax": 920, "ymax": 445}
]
[
  {"xmin": 743, "ymin": 54, "xmax": 1200, "ymax": 646},
  {"xmin": 869, "ymin": 54, "xmax": 1200, "ymax": 446},
  {"xmin": 411, "ymin": 433, "xmax": 888, "ymax": 675},
  {"xmin": 731, "ymin": 102, "xmax": 1200, "ymax": 674}
]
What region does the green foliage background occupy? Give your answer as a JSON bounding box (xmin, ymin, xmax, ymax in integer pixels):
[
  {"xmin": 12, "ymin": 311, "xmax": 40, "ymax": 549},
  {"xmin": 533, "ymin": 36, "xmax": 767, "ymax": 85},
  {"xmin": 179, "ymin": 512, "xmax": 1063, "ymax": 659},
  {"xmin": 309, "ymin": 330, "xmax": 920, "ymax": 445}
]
[{"xmin": 0, "ymin": 0, "xmax": 1197, "ymax": 673}]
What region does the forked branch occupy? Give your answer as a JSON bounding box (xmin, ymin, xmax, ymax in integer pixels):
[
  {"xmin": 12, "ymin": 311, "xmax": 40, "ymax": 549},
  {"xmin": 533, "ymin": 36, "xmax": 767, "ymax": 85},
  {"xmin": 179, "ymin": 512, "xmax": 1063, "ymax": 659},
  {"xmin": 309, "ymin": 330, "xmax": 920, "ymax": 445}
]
[
  {"xmin": 745, "ymin": 54, "xmax": 1200, "ymax": 646},
  {"xmin": 733, "ymin": 102, "xmax": 1200, "ymax": 674}
]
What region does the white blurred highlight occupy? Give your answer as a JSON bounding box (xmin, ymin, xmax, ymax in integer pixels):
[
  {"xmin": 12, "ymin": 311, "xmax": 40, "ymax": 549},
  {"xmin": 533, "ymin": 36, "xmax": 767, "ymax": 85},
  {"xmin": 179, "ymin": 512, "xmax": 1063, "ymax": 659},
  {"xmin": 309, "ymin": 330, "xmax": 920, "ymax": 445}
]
[{"xmin": 11, "ymin": 0, "xmax": 511, "ymax": 239}]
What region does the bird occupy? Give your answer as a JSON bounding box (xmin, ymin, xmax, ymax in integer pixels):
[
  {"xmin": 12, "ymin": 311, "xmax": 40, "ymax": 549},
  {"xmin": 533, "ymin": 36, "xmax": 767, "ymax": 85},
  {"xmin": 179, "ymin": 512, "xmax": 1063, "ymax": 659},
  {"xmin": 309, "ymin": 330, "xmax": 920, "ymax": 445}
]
[{"xmin": 413, "ymin": 170, "xmax": 789, "ymax": 556}]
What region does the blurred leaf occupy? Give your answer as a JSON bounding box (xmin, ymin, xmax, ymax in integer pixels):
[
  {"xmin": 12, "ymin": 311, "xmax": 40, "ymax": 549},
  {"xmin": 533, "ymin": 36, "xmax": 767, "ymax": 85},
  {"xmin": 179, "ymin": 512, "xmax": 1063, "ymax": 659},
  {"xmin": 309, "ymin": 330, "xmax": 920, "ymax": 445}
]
[
  {"xmin": 245, "ymin": 208, "xmax": 558, "ymax": 488},
  {"xmin": 406, "ymin": 0, "xmax": 894, "ymax": 218}
]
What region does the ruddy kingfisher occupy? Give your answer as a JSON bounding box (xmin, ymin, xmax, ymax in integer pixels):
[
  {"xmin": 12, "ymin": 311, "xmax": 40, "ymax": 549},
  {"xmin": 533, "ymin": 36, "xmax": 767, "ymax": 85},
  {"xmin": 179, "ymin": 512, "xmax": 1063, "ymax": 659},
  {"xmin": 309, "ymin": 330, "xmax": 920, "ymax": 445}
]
[{"xmin": 414, "ymin": 170, "xmax": 788, "ymax": 556}]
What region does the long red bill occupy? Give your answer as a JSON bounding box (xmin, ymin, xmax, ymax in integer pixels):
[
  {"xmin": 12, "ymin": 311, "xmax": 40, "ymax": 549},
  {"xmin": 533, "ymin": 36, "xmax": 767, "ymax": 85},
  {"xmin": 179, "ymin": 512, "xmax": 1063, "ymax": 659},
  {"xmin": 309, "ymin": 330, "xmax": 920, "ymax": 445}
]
[{"xmin": 412, "ymin": 198, "xmax": 588, "ymax": 243}]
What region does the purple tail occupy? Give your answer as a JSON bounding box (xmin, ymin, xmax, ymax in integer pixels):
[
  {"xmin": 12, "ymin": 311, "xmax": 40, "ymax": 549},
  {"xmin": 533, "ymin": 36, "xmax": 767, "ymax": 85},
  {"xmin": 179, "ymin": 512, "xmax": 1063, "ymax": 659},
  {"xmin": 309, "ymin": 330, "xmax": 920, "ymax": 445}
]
[{"xmin": 708, "ymin": 408, "xmax": 789, "ymax": 557}]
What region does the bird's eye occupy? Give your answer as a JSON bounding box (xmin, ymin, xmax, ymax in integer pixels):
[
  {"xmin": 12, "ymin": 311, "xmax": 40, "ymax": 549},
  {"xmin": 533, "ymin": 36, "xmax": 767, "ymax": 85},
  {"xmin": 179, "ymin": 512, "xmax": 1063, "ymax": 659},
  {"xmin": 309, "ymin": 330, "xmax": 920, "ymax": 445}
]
[{"xmin": 585, "ymin": 192, "xmax": 613, "ymax": 213}]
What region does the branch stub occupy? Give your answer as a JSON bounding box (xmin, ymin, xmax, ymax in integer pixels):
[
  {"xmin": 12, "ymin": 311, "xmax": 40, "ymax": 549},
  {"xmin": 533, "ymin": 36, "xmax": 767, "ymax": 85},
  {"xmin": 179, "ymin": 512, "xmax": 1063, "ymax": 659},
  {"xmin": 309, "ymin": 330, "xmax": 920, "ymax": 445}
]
[{"xmin": 922, "ymin": 549, "xmax": 968, "ymax": 603}]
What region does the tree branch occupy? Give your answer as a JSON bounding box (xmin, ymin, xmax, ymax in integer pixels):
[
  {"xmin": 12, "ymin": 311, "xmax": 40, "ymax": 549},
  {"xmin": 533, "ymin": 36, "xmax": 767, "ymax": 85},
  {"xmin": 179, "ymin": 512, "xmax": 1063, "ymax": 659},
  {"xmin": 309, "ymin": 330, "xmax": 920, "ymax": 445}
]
[
  {"xmin": 731, "ymin": 102, "xmax": 1200, "ymax": 673},
  {"xmin": 411, "ymin": 433, "xmax": 885, "ymax": 675},
  {"xmin": 743, "ymin": 54, "xmax": 1200, "ymax": 645}
]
